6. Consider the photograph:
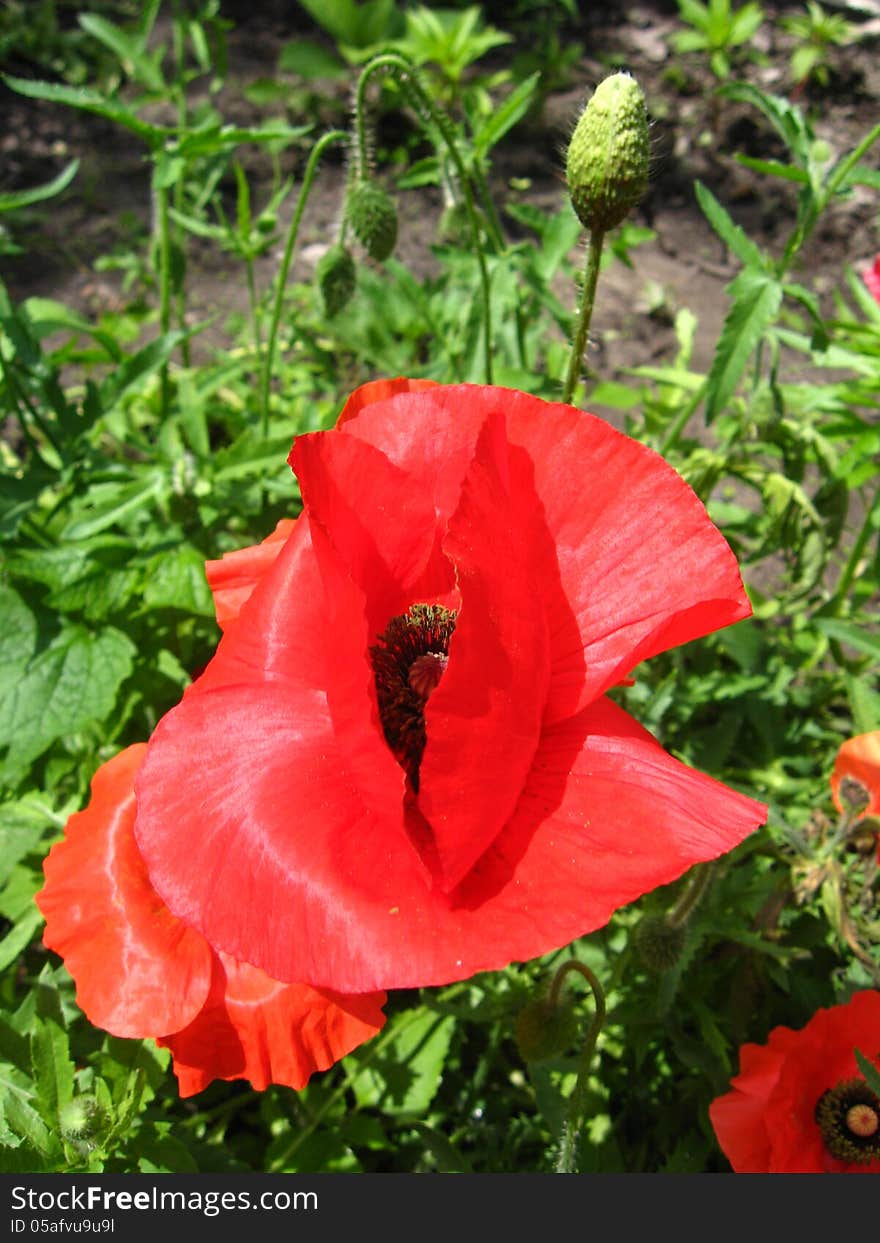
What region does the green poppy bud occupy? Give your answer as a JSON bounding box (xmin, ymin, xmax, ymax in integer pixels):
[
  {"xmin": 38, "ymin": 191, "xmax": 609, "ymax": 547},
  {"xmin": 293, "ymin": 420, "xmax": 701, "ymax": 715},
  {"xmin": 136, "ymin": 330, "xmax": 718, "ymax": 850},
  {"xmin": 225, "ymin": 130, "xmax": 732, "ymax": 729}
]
[
  {"xmin": 634, "ymin": 914, "xmax": 687, "ymax": 972},
  {"xmin": 566, "ymin": 72, "xmax": 649, "ymax": 234},
  {"xmin": 347, "ymin": 180, "xmax": 398, "ymax": 262},
  {"xmin": 515, "ymin": 996, "xmax": 580, "ymax": 1063},
  {"xmin": 316, "ymin": 243, "xmax": 356, "ymax": 317},
  {"xmin": 59, "ymin": 1095, "xmax": 102, "ymax": 1143}
]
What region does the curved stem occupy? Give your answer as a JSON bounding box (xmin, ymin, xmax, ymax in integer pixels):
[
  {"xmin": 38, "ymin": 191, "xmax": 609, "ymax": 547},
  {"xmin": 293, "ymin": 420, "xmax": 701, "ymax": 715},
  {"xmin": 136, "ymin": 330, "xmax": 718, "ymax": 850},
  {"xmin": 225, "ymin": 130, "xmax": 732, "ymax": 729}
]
[
  {"xmin": 562, "ymin": 228, "xmax": 605, "ymax": 406},
  {"xmin": 354, "ymin": 54, "xmax": 493, "ymax": 383},
  {"xmin": 156, "ymin": 181, "xmax": 172, "ymax": 420},
  {"xmin": 259, "ymin": 130, "xmax": 348, "ymax": 439},
  {"xmin": 668, "ymin": 861, "xmax": 715, "ymax": 929},
  {"xmin": 551, "ymin": 960, "xmax": 607, "ymax": 1174}
]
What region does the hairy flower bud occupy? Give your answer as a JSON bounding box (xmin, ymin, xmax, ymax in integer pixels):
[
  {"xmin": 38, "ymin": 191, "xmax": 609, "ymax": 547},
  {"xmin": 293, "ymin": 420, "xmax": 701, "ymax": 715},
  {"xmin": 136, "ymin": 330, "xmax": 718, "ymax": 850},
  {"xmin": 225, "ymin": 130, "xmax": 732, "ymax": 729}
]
[
  {"xmin": 515, "ymin": 996, "xmax": 579, "ymax": 1063},
  {"xmin": 316, "ymin": 243, "xmax": 356, "ymax": 317},
  {"xmin": 566, "ymin": 72, "xmax": 649, "ymax": 233},
  {"xmin": 347, "ymin": 180, "xmax": 398, "ymax": 262},
  {"xmin": 59, "ymin": 1095, "xmax": 102, "ymax": 1143},
  {"xmin": 634, "ymin": 914, "xmax": 687, "ymax": 972}
]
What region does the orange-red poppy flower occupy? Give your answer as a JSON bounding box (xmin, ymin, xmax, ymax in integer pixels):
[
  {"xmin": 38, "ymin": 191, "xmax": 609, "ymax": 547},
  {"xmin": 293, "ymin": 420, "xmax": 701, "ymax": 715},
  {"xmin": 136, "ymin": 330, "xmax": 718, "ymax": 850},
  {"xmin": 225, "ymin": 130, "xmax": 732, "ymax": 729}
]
[
  {"xmin": 831, "ymin": 731, "xmax": 880, "ymax": 818},
  {"xmin": 863, "ymin": 255, "xmax": 880, "ymax": 305},
  {"xmin": 36, "ymin": 745, "xmax": 386, "ymax": 1096},
  {"xmin": 709, "ymin": 991, "xmax": 880, "ymax": 1172},
  {"xmin": 133, "ymin": 380, "xmax": 767, "ymax": 994}
]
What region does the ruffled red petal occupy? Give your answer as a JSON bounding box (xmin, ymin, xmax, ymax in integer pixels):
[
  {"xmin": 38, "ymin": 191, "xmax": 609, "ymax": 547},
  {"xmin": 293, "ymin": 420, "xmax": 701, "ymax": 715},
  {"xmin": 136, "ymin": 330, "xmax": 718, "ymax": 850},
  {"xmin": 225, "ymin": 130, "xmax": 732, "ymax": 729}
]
[
  {"xmin": 36, "ymin": 745, "xmax": 213, "ymax": 1038},
  {"xmin": 135, "ymin": 687, "xmax": 764, "ymax": 992},
  {"xmin": 205, "ymin": 519, "xmax": 296, "ymax": 631},
  {"xmin": 159, "ymin": 953, "xmax": 386, "ymax": 1097}
]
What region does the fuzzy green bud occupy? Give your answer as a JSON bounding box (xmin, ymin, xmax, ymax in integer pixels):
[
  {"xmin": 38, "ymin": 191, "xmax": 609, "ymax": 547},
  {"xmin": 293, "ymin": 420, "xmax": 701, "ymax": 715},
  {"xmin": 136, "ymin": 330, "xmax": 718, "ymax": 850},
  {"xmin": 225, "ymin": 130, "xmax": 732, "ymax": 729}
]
[
  {"xmin": 316, "ymin": 243, "xmax": 356, "ymax": 317},
  {"xmin": 634, "ymin": 915, "xmax": 687, "ymax": 972},
  {"xmin": 566, "ymin": 72, "xmax": 649, "ymax": 234},
  {"xmin": 59, "ymin": 1095, "xmax": 102, "ymax": 1143},
  {"xmin": 515, "ymin": 996, "xmax": 580, "ymax": 1063},
  {"xmin": 347, "ymin": 180, "xmax": 398, "ymax": 262}
]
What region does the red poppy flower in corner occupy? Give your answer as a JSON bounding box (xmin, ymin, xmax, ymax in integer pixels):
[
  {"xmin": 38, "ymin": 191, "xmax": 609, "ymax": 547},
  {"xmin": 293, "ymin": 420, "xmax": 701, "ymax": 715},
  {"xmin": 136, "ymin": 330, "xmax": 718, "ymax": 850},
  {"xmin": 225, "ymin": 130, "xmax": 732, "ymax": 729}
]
[
  {"xmin": 36, "ymin": 746, "xmax": 386, "ymax": 1096},
  {"xmin": 863, "ymin": 254, "xmax": 880, "ymax": 305},
  {"xmin": 709, "ymin": 991, "xmax": 880, "ymax": 1172},
  {"xmin": 134, "ymin": 381, "xmax": 768, "ymax": 995}
]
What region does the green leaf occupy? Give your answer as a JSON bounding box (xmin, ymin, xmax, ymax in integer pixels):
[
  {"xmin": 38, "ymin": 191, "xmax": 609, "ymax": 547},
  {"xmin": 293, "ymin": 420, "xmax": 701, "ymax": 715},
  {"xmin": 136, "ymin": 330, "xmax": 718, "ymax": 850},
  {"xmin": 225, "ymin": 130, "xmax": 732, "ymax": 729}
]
[
  {"xmin": 1, "ymin": 76, "xmax": 169, "ymax": 146},
  {"xmin": 141, "ymin": 545, "xmax": 213, "ymax": 615},
  {"xmin": 347, "ymin": 1008, "xmax": 455, "ymax": 1115},
  {"xmin": 278, "ymin": 39, "xmax": 346, "ymax": 79},
  {"xmin": 62, "ymin": 474, "xmax": 166, "ymax": 540},
  {"xmin": 704, "ymin": 268, "xmax": 783, "ymax": 423},
  {"xmin": 694, "ymin": 181, "xmax": 767, "ymax": 270},
  {"xmin": 815, "ymin": 620, "xmax": 880, "ymax": 664},
  {"xmin": 30, "ymin": 1018, "xmax": 75, "ymax": 1128},
  {"xmin": 855, "ymin": 1049, "xmax": 880, "ymax": 1097},
  {"xmin": 733, "ymin": 154, "xmax": 808, "ymax": 184},
  {"xmin": 0, "ymin": 161, "xmax": 80, "ymax": 214},
  {"xmin": 845, "ymin": 675, "xmax": 880, "ymax": 734},
  {"xmin": 0, "ymin": 907, "xmax": 43, "ymax": 973},
  {"xmin": 472, "ymin": 73, "xmax": 540, "ymax": 160},
  {"xmin": 0, "ymin": 796, "xmax": 61, "ymax": 887},
  {"xmin": 0, "ymin": 625, "xmax": 136, "ymax": 780},
  {"xmin": 0, "ymin": 588, "xmax": 37, "ymax": 690}
]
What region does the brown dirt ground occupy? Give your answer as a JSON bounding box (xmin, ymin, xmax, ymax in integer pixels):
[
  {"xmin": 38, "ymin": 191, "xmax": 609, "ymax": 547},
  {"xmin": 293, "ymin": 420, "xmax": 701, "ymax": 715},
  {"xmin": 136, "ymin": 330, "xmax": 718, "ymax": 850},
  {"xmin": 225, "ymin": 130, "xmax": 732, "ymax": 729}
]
[{"xmin": 2, "ymin": 1, "xmax": 880, "ymax": 419}]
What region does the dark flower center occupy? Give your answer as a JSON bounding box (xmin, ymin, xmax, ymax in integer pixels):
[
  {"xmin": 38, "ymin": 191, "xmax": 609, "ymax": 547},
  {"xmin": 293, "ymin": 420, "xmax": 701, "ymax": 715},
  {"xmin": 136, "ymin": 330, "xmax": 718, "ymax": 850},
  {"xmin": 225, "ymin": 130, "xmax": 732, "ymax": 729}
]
[
  {"xmin": 815, "ymin": 1077, "xmax": 880, "ymax": 1164},
  {"xmin": 370, "ymin": 604, "xmax": 457, "ymax": 791}
]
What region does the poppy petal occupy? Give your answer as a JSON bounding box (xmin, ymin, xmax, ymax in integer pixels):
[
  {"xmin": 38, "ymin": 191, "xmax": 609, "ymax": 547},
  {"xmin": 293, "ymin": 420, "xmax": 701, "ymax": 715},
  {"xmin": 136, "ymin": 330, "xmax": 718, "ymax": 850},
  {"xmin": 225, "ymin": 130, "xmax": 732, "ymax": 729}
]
[
  {"xmin": 340, "ymin": 385, "xmax": 751, "ymax": 721},
  {"xmin": 135, "ymin": 688, "xmax": 765, "ymax": 993},
  {"xmin": 419, "ymin": 412, "xmax": 551, "ymax": 891},
  {"xmin": 159, "ymin": 953, "xmax": 386, "ymax": 1097},
  {"xmin": 205, "ymin": 518, "xmax": 297, "ymax": 631},
  {"xmin": 36, "ymin": 745, "xmax": 213, "ymax": 1038},
  {"xmin": 337, "ymin": 376, "xmax": 440, "ymax": 426}
]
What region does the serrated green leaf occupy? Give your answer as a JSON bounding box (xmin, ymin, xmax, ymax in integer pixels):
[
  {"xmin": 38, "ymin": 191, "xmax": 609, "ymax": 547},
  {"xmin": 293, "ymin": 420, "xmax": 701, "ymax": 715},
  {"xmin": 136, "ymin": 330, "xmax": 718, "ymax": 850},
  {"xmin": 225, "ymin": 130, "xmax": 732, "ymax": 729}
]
[
  {"xmin": 2, "ymin": 76, "xmax": 169, "ymax": 146},
  {"xmin": 704, "ymin": 269, "xmax": 783, "ymax": 423},
  {"xmin": 0, "ymin": 907, "xmax": 43, "ymax": 972},
  {"xmin": 0, "ymin": 625, "xmax": 136, "ymax": 780},
  {"xmin": 62, "ymin": 474, "xmax": 165, "ymax": 540},
  {"xmin": 142, "ymin": 544, "xmax": 213, "ymax": 615},
  {"xmin": 694, "ymin": 181, "xmax": 767, "ymax": 270},
  {"xmin": 0, "ymin": 587, "xmax": 36, "ymax": 687},
  {"xmin": 845, "ymin": 675, "xmax": 880, "ymax": 734},
  {"xmin": 30, "ymin": 1017, "xmax": 75, "ymax": 1128}
]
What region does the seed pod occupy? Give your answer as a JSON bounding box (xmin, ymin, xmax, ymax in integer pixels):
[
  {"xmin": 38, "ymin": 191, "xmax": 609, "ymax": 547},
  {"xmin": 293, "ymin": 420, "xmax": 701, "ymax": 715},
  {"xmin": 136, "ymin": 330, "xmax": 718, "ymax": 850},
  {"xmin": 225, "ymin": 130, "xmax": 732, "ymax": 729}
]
[
  {"xmin": 515, "ymin": 996, "xmax": 579, "ymax": 1063},
  {"xmin": 315, "ymin": 243, "xmax": 356, "ymax": 317},
  {"xmin": 347, "ymin": 180, "xmax": 398, "ymax": 262},
  {"xmin": 566, "ymin": 72, "xmax": 649, "ymax": 234},
  {"xmin": 634, "ymin": 915, "xmax": 687, "ymax": 972}
]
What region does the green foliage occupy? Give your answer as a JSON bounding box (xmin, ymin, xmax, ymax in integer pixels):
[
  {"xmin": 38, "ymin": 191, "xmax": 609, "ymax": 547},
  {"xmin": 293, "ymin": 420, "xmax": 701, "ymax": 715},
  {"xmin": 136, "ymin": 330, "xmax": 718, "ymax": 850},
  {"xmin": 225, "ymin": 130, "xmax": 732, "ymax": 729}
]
[
  {"xmin": 781, "ymin": 1, "xmax": 858, "ymax": 91},
  {"xmin": 671, "ymin": 0, "xmax": 766, "ymax": 80}
]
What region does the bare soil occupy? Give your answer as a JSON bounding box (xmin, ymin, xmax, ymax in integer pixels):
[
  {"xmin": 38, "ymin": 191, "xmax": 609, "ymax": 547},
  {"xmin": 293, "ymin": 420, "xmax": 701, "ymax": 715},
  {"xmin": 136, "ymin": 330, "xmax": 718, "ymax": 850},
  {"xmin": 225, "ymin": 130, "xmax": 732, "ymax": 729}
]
[{"xmin": 2, "ymin": 1, "xmax": 880, "ymax": 411}]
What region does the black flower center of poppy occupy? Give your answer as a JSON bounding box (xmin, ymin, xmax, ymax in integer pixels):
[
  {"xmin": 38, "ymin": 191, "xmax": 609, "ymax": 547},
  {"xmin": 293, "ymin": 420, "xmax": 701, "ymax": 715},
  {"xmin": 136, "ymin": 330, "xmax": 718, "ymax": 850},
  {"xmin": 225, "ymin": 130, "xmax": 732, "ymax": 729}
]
[
  {"xmin": 815, "ymin": 1077, "xmax": 880, "ymax": 1164},
  {"xmin": 370, "ymin": 604, "xmax": 457, "ymax": 791}
]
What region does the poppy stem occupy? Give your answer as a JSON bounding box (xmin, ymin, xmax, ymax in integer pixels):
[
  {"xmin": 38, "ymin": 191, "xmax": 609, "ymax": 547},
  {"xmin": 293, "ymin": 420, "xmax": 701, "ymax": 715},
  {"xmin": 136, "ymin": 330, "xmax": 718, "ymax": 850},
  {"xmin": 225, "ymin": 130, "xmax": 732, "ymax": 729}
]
[
  {"xmin": 260, "ymin": 129, "xmax": 349, "ymax": 441},
  {"xmin": 562, "ymin": 228, "xmax": 605, "ymax": 406},
  {"xmin": 353, "ymin": 53, "xmax": 494, "ymax": 384},
  {"xmin": 668, "ymin": 861, "xmax": 715, "ymax": 928},
  {"xmin": 552, "ymin": 960, "xmax": 607, "ymax": 1174}
]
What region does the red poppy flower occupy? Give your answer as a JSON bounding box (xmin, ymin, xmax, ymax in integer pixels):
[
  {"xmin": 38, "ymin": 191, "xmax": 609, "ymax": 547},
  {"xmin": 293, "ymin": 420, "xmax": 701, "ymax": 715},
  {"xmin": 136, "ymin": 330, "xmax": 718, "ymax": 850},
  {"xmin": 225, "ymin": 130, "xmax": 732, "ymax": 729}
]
[
  {"xmin": 863, "ymin": 255, "xmax": 880, "ymax": 305},
  {"xmin": 831, "ymin": 731, "xmax": 880, "ymax": 818},
  {"xmin": 709, "ymin": 991, "xmax": 880, "ymax": 1172},
  {"xmin": 36, "ymin": 745, "xmax": 386, "ymax": 1096},
  {"xmin": 133, "ymin": 380, "xmax": 767, "ymax": 995}
]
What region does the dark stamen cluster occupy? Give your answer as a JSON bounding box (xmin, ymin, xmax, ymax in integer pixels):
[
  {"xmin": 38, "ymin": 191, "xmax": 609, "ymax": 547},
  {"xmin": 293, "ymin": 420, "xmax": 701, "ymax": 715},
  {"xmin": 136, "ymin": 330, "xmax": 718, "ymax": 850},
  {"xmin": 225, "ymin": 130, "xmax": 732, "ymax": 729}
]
[
  {"xmin": 815, "ymin": 1077, "xmax": 880, "ymax": 1164},
  {"xmin": 370, "ymin": 604, "xmax": 457, "ymax": 791}
]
